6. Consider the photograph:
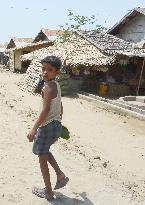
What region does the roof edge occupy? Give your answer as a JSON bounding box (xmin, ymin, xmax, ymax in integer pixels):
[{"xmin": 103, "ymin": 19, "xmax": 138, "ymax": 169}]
[{"xmin": 108, "ymin": 7, "xmax": 144, "ymax": 34}]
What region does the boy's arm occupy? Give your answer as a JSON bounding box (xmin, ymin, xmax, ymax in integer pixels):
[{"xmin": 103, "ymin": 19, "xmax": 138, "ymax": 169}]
[{"xmin": 27, "ymin": 85, "xmax": 53, "ymax": 141}]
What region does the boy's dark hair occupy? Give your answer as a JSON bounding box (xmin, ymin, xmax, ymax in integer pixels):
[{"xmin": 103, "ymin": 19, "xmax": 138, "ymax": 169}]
[{"xmin": 41, "ymin": 56, "xmax": 62, "ymax": 70}]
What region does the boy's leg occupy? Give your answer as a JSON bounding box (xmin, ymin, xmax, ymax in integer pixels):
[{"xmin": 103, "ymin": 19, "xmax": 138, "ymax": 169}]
[
  {"xmin": 47, "ymin": 151, "xmax": 65, "ymax": 182},
  {"xmin": 39, "ymin": 155, "xmax": 54, "ymax": 197}
]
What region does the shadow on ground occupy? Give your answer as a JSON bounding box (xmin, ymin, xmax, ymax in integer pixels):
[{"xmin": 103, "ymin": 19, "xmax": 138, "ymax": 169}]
[
  {"xmin": 50, "ymin": 192, "xmax": 94, "ymax": 205},
  {"xmin": 63, "ymin": 93, "xmax": 79, "ymax": 99}
]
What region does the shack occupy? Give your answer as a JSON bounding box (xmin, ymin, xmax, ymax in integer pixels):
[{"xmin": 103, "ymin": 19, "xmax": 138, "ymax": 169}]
[
  {"xmin": 73, "ymin": 31, "xmax": 132, "ymax": 97},
  {"xmin": 6, "ymin": 38, "xmax": 53, "ymax": 72},
  {"xmin": 108, "ymin": 7, "xmax": 145, "ymax": 45},
  {"xmin": 76, "ymin": 31, "xmax": 145, "ymax": 97}
]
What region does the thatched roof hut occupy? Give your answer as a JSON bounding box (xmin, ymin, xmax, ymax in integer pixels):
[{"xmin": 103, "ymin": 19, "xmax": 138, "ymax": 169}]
[
  {"xmin": 20, "ymin": 34, "xmax": 116, "ymax": 94},
  {"xmin": 6, "ymin": 40, "xmax": 53, "ymax": 72}
]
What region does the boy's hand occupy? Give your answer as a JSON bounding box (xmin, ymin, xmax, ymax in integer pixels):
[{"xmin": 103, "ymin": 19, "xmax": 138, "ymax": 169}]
[{"xmin": 27, "ymin": 128, "xmax": 37, "ymax": 142}]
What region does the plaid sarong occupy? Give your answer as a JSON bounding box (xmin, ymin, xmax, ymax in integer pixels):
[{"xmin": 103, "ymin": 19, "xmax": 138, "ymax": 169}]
[{"xmin": 33, "ymin": 120, "xmax": 61, "ymax": 155}]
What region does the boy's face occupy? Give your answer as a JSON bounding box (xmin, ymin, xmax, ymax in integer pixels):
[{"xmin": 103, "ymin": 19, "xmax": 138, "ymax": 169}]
[{"xmin": 42, "ymin": 63, "xmax": 60, "ymax": 81}]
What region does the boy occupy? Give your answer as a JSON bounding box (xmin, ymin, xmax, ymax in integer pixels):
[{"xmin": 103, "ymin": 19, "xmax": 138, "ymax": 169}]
[{"xmin": 27, "ymin": 56, "xmax": 69, "ymax": 201}]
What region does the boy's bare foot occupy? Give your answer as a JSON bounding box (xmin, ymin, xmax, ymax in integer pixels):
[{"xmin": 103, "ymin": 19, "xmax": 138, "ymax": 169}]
[
  {"xmin": 57, "ymin": 172, "xmax": 66, "ymax": 182},
  {"xmin": 32, "ymin": 187, "xmax": 55, "ymax": 201},
  {"xmin": 54, "ymin": 174, "xmax": 69, "ymax": 190}
]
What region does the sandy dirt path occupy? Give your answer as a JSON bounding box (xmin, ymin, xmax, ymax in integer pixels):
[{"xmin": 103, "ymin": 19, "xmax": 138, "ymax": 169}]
[{"xmin": 0, "ymin": 70, "xmax": 145, "ymax": 205}]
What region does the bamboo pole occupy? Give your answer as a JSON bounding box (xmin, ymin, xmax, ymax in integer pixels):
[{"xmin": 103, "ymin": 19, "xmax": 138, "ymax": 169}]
[{"xmin": 136, "ymin": 58, "xmax": 145, "ymax": 96}]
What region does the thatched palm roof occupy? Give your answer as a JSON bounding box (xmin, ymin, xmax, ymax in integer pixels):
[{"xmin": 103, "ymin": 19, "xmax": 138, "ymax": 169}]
[
  {"xmin": 34, "ymin": 28, "xmax": 63, "ymax": 42},
  {"xmin": 7, "ymin": 38, "xmax": 33, "ymax": 49},
  {"xmin": 76, "ymin": 31, "xmax": 132, "ymax": 53},
  {"xmin": 21, "ymin": 34, "xmax": 115, "ymax": 66},
  {"xmin": 76, "ymin": 30, "xmax": 145, "ymax": 57}
]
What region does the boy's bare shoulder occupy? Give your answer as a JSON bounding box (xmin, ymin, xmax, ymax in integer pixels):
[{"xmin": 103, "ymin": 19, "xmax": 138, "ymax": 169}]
[
  {"xmin": 45, "ymin": 81, "xmax": 57, "ymax": 90},
  {"xmin": 43, "ymin": 81, "xmax": 57, "ymax": 98}
]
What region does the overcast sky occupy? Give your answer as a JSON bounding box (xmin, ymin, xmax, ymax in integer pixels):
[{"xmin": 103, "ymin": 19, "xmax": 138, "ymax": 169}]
[{"xmin": 1, "ymin": 0, "xmax": 145, "ymax": 42}]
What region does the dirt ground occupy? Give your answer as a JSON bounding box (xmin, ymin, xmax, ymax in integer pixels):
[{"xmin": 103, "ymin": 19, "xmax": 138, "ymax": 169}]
[{"xmin": 0, "ymin": 70, "xmax": 145, "ymax": 205}]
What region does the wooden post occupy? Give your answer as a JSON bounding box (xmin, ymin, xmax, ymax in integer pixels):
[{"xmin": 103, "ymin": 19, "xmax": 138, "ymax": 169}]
[{"xmin": 136, "ymin": 58, "xmax": 145, "ymax": 96}]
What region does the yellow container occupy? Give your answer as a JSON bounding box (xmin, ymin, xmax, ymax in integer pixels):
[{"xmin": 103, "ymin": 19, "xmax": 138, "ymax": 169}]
[{"xmin": 99, "ymin": 83, "xmax": 108, "ymax": 96}]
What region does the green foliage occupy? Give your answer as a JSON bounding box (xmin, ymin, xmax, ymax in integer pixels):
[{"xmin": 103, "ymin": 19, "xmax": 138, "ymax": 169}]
[
  {"xmin": 56, "ymin": 10, "xmax": 107, "ymax": 43},
  {"xmin": 61, "ymin": 125, "xmax": 70, "ymax": 140}
]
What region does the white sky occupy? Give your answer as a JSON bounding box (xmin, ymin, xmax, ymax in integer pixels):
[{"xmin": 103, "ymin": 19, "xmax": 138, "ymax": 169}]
[{"xmin": 1, "ymin": 0, "xmax": 145, "ymax": 42}]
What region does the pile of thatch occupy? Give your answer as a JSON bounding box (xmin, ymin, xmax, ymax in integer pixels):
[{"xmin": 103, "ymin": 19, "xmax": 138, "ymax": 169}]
[
  {"xmin": 18, "ymin": 60, "xmax": 42, "ymax": 94},
  {"xmin": 19, "ymin": 60, "xmax": 70, "ymax": 95}
]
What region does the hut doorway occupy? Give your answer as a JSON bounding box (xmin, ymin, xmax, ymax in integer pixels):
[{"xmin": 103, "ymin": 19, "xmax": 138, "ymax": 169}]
[
  {"xmin": 21, "ymin": 60, "xmax": 31, "ymax": 73},
  {"xmin": 21, "ymin": 50, "xmax": 31, "ymax": 72}
]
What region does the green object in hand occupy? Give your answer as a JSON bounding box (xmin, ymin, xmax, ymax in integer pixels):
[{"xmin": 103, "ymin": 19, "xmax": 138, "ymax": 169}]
[{"xmin": 61, "ymin": 125, "xmax": 70, "ymax": 140}]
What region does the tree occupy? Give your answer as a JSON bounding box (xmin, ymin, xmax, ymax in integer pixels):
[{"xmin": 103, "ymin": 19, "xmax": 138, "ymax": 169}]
[{"xmin": 56, "ymin": 10, "xmax": 107, "ymax": 43}]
